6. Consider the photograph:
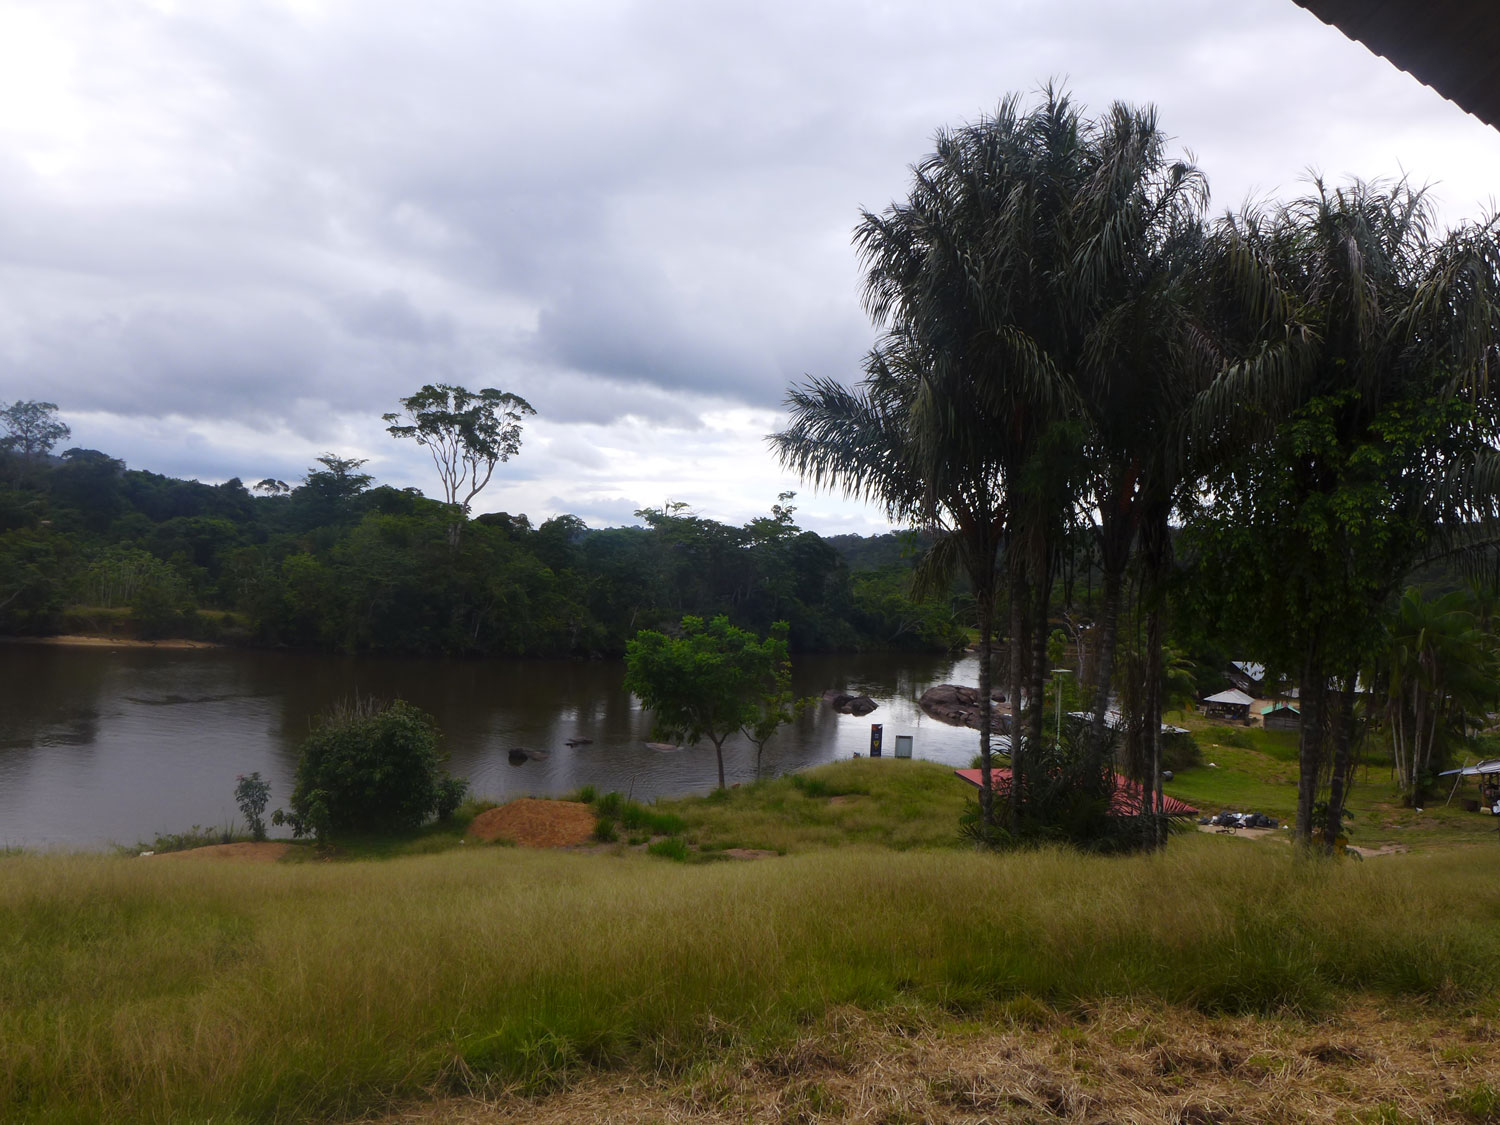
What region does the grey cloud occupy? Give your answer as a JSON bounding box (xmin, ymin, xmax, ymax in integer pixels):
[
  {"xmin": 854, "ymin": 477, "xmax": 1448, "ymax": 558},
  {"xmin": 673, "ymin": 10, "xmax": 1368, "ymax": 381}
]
[
  {"xmin": 7, "ymin": 0, "xmax": 1500, "ymax": 530},
  {"xmin": 332, "ymin": 289, "xmax": 453, "ymax": 344}
]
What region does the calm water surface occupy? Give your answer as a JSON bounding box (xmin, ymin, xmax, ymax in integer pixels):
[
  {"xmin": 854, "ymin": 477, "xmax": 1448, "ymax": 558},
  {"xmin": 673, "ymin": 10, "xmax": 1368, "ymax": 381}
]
[{"xmin": 0, "ymin": 643, "xmax": 986, "ymax": 849}]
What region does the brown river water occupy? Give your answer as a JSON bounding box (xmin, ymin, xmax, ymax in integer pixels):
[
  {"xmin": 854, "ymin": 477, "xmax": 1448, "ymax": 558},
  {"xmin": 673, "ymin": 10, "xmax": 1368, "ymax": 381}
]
[{"xmin": 0, "ymin": 643, "xmax": 986, "ymax": 849}]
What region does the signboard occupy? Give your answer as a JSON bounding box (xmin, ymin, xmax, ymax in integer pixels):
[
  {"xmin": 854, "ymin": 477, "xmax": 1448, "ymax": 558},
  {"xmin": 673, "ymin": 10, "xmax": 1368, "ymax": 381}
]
[
  {"xmin": 894, "ymin": 734, "xmax": 913, "ymax": 759},
  {"xmin": 869, "ymin": 723, "xmax": 883, "ymax": 757}
]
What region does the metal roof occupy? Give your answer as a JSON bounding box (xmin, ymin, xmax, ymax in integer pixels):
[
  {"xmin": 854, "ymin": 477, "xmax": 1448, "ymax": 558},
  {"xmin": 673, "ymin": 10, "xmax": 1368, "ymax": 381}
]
[
  {"xmin": 1230, "ymin": 661, "xmax": 1266, "ymax": 682},
  {"xmin": 1292, "ymin": 0, "xmax": 1500, "ymax": 130},
  {"xmin": 1203, "ymin": 689, "xmax": 1256, "ymax": 706},
  {"xmin": 1438, "ymin": 758, "xmax": 1500, "ymax": 777}
]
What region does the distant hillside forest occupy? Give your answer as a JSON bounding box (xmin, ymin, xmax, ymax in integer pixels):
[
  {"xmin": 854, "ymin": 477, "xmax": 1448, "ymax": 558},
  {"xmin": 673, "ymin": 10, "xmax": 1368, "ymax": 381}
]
[{"xmin": 0, "ymin": 444, "xmax": 962, "ymax": 657}]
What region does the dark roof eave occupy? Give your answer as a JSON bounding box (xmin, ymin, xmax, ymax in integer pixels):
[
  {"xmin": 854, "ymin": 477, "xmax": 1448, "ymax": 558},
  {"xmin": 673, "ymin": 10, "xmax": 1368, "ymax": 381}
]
[{"xmin": 1291, "ymin": 0, "xmax": 1500, "ymax": 131}]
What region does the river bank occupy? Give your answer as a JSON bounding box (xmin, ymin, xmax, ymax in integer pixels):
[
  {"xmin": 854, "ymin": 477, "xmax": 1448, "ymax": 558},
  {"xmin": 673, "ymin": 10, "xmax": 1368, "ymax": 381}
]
[{"xmin": 1, "ymin": 633, "xmax": 222, "ymax": 649}]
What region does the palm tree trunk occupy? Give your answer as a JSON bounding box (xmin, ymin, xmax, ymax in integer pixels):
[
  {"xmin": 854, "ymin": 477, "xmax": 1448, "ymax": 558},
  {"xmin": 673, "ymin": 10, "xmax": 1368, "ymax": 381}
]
[
  {"xmin": 1026, "ymin": 553, "xmax": 1052, "ymax": 753},
  {"xmin": 1145, "ymin": 602, "xmax": 1166, "ymax": 850},
  {"xmin": 1322, "ymin": 670, "xmax": 1358, "ymax": 853},
  {"xmin": 1008, "ymin": 554, "xmax": 1028, "ymax": 829},
  {"xmin": 1089, "ymin": 561, "xmax": 1125, "ymax": 738},
  {"xmin": 1296, "ymin": 645, "xmax": 1326, "ymax": 847},
  {"xmin": 976, "ymin": 588, "xmax": 996, "ymax": 828}
]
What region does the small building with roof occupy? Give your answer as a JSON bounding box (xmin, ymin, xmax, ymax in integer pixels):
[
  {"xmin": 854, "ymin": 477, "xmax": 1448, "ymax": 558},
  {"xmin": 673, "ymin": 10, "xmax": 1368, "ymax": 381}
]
[
  {"xmin": 1201, "ymin": 688, "xmax": 1255, "ymax": 722},
  {"xmin": 1262, "ymin": 703, "xmax": 1301, "ymax": 732}
]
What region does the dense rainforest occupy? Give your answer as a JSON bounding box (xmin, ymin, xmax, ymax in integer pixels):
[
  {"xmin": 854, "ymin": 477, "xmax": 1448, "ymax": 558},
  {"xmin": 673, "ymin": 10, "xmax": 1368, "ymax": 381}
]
[{"xmin": 0, "ymin": 443, "xmax": 962, "ymax": 657}]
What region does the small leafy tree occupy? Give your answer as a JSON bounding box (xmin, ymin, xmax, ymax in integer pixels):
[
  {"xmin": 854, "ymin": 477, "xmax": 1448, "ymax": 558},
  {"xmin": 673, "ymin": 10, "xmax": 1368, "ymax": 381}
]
[
  {"xmin": 234, "ymin": 772, "xmax": 271, "ymax": 841},
  {"xmin": 273, "ymin": 698, "xmax": 467, "ymax": 840},
  {"xmin": 624, "ymin": 615, "xmax": 793, "ymax": 790}
]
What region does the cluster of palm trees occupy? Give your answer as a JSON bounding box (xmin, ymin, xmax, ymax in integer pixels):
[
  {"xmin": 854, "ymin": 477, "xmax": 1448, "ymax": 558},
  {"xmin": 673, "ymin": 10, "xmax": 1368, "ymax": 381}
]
[
  {"xmin": 773, "ymin": 87, "xmax": 1500, "ymax": 852},
  {"xmin": 1376, "ymin": 588, "xmax": 1500, "ymax": 808}
]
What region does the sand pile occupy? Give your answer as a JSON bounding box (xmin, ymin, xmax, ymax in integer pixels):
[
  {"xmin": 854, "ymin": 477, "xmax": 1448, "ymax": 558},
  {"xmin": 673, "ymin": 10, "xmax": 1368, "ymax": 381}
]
[{"xmin": 467, "ymin": 799, "xmax": 596, "ymax": 847}]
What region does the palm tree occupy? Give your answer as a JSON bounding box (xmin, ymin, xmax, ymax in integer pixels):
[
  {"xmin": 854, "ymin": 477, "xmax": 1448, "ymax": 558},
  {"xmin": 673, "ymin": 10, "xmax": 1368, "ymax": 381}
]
[
  {"xmin": 1379, "ymin": 587, "xmax": 1499, "ymax": 805},
  {"xmin": 779, "ymin": 90, "xmax": 1206, "ymax": 839},
  {"xmin": 1188, "ymin": 179, "xmax": 1500, "ymax": 850},
  {"xmin": 777, "ymin": 332, "xmax": 1010, "ymax": 825}
]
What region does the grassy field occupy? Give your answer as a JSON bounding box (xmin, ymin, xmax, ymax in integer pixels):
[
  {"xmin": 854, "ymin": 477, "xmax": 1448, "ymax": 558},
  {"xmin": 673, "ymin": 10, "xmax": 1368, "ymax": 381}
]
[
  {"xmin": 6, "ymin": 801, "xmax": 1500, "ymax": 1123},
  {"xmin": 1162, "ymin": 714, "xmax": 1500, "ymax": 851},
  {"xmin": 10, "ymin": 750, "xmax": 1500, "ymax": 1122},
  {"xmin": 656, "ymin": 757, "xmax": 973, "ymax": 854}
]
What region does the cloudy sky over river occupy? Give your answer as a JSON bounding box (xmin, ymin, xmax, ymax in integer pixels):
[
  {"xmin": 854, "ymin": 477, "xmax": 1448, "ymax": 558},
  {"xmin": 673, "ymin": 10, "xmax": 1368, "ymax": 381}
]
[{"xmin": 4, "ymin": 0, "xmax": 1500, "ymax": 532}]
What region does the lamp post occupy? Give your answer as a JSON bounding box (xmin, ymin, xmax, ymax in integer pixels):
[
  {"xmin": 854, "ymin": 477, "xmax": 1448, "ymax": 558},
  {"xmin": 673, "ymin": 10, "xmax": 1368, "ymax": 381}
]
[{"xmin": 1051, "ymin": 668, "xmax": 1072, "ymax": 750}]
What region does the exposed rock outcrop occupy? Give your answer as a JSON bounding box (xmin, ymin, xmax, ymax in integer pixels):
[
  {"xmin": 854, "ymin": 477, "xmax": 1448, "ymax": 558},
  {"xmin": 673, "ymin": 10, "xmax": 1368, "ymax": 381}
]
[
  {"xmin": 823, "ymin": 690, "xmax": 879, "ymax": 716},
  {"xmin": 918, "ymin": 684, "xmax": 1009, "ymax": 731}
]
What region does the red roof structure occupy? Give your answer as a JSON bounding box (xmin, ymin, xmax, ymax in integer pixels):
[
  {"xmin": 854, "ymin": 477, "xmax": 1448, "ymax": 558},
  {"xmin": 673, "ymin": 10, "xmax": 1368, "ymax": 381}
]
[{"xmin": 953, "ymin": 768, "xmax": 1199, "ymax": 818}]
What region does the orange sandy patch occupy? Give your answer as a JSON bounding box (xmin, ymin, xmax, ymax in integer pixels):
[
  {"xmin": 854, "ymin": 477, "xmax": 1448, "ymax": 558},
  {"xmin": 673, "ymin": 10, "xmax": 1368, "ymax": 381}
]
[
  {"xmin": 153, "ymin": 842, "xmax": 291, "ymax": 861},
  {"xmin": 3, "ymin": 634, "xmax": 220, "ymax": 649},
  {"xmin": 468, "ymin": 800, "xmax": 596, "ymax": 848}
]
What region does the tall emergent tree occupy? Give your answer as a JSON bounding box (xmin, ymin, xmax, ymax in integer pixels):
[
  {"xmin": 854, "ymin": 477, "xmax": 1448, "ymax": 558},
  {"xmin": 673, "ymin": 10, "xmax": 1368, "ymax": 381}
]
[
  {"xmin": 384, "ymin": 384, "xmax": 535, "ymax": 542},
  {"xmin": 623, "ymin": 615, "xmax": 793, "ymax": 790},
  {"xmin": 0, "ymin": 401, "xmax": 70, "ymax": 461},
  {"xmin": 1185, "ymin": 179, "xmax": 1500, "ymax": 851}
]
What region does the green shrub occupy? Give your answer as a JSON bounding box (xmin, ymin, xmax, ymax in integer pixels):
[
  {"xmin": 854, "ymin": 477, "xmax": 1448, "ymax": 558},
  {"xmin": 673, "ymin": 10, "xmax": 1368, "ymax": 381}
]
[
  {"xmin": 233, "ymin": 772, "xmax": 271, "ymax": 841},
  {"xmin": 595, "ymin": 791, "xmax": 622, "ymax": 817},
  {"xmin": 647, "ymin": 837, "xmax": 690, "ymax": 861},
  {"xmin": 273, "ymin": 698, "xmax": 467, "ymax": 840},
  {"xmin": 133, "ymin": 825, "xmax": 225, "ymax": 854},
  {"xmin": 1161, "ymin": 730, "xmax": 1202, "ymax": 772},
  {"xmin": 618, "ymin": 802, "xmax": 686, "ymax": 835},
  {"xmin": 791, "ymin": 773, "xmax": 866, "ymax": 799}
]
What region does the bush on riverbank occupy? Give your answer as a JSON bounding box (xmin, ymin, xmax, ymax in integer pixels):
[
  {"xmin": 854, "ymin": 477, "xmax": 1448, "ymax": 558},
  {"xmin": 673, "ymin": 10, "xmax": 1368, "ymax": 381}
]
[
  {"xmin": 5, "ymin": 839, "xmax": 1499, "ymax": 1122},
  {"xmin": 275, "ymin": 698, "xmax": 467, "ymax": 840}
]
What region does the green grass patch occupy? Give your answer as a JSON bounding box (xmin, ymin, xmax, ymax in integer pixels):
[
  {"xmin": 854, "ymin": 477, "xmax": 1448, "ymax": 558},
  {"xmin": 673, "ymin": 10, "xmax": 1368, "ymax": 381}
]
[
  {"xmin": 645, "ymin": 837, "xmax": 691, "ymax": 862},
  {"xmin": 1164, "ymin": 715, "xmax": 1500, "ymax": 849},
  {"xmin": 658, "ymin": 759, "xmax": 971, "ymax": 853}
]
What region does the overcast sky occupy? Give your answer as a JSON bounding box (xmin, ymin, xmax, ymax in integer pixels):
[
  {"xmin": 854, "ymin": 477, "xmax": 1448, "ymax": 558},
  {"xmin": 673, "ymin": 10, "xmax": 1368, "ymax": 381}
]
[{"xmin": 4, "ymin": 0, "xmax": 1500, "ymax": 534}]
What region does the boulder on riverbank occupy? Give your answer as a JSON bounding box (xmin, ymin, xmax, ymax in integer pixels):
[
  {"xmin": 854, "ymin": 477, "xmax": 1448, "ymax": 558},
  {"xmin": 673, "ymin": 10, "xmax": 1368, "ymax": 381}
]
[
  {"xmin": 822, "ymin": 690, "xmax": 879, "ymax": 716},
  {"xmin": 918, "ymin": 684, "xmax": 1010, "ymax": 731}
]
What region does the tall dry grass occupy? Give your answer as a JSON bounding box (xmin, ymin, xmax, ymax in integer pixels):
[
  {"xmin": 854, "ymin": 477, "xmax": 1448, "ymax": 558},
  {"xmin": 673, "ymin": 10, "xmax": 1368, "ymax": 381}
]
[{"xmin": 3, "ymin": 838, "xmax": 1499, "ymax": 1122}]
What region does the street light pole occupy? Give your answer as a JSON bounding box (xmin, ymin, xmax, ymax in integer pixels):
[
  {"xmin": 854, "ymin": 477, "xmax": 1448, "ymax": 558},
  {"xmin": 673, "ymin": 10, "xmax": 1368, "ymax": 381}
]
[{"xmin": 1051, "ymin": 668, "xmax": 1071, "ymax": 750}]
